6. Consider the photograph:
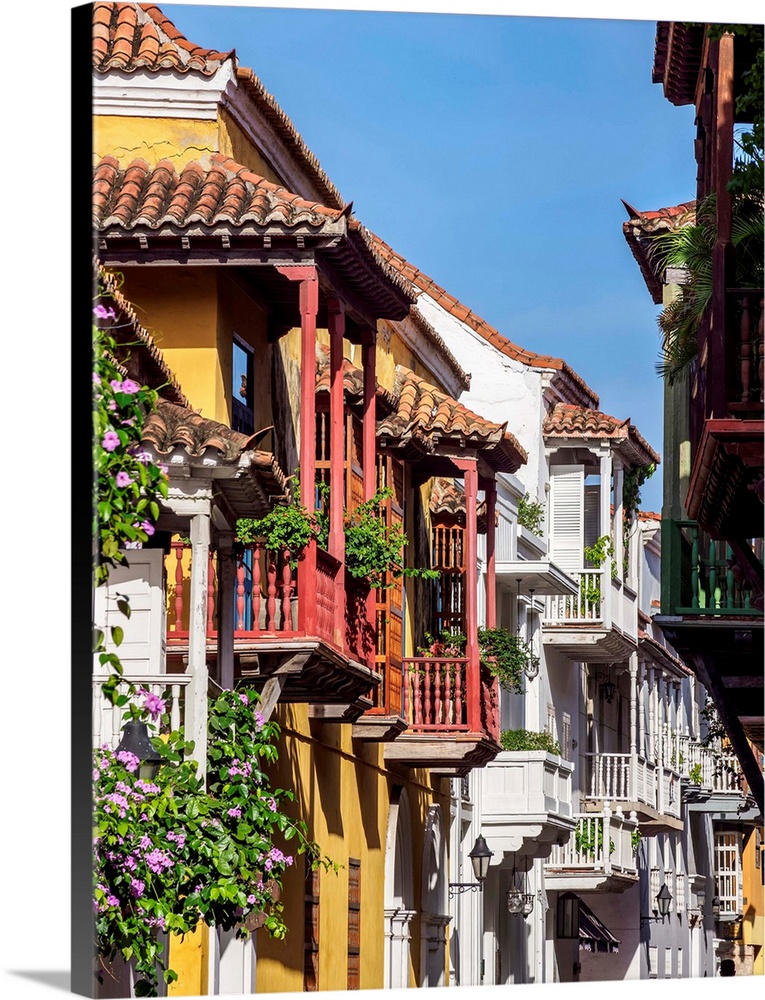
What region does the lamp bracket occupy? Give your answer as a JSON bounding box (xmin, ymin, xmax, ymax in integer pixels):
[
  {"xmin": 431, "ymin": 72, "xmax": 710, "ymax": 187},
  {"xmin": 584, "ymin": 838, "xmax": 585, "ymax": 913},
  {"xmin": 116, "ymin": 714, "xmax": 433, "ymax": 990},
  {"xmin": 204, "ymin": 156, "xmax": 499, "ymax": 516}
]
[{"xmin": 449, "ymin": 882, "xmax": 482, "ymax": 898}]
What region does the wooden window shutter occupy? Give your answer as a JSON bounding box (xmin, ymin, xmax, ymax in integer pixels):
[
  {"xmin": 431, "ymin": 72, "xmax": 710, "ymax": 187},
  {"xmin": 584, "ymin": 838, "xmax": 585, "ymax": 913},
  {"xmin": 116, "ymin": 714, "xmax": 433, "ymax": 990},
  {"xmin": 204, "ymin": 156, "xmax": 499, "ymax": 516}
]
[
  {"xmin": 583, "ymin": 482, "xmax": 600, "ymax": 554},
  {"xmin": 562, "ymin": 712, "xmax": 572, "ymax": 761},
  {"xmin": 304, "ymin": 867, "xmax": 320, "ymax": 991},
  {"xmin": 549, "ymin": 467, "xmax": 584, "ymax": 574},
  {"xmin": 347, "ymin": 858, "xmax": 361, "ymax": 990}
]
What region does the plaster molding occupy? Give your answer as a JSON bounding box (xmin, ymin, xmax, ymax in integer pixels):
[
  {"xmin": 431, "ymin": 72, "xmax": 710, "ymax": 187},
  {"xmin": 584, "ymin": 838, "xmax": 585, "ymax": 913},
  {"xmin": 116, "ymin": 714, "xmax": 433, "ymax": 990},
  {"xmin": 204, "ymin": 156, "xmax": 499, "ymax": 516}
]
[{"xmin": 93, "ymin": 65, "xmax": 235, "ymax": 119}]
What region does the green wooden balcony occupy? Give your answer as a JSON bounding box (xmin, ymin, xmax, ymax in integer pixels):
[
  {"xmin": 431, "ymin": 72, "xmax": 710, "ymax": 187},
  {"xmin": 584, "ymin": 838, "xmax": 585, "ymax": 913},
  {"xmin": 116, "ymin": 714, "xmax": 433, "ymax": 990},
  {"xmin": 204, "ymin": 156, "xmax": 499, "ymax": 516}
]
[{"xmin": 662, "ymin": 520, "xmax": 762, "ymax": 617}]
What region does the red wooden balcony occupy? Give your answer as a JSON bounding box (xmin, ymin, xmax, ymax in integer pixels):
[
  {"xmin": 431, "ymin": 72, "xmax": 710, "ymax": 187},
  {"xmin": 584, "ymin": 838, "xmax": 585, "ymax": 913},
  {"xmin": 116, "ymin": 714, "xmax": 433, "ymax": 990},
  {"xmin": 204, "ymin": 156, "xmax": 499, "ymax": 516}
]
[
  {"xmin": 688, "ymin": 288, "xmax": 764, "ymax": 537},
  {"xmin": 382, "ymin": 656, "xmax": 501, "ymax": 775},
  {"xmin": 166, "ymin": 541, "xmax": 380, "ymax": 714}
]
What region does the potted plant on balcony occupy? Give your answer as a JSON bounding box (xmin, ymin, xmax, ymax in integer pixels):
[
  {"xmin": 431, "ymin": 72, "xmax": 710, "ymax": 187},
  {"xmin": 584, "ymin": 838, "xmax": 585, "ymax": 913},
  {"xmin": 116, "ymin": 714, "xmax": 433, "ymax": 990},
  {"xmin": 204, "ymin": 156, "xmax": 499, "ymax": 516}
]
[
  {"xmin": 499, "ymin": 729, "xmax": 561, "ymax": 754},
  {"xmin": 517, "ymin": 492, "xmax": 545, "ymax": 537},
  {"xmin": 417, "ymin": 628, "xmax": 532, "ymax": 694},
  {"xmin": 574, "ymin": 823, "xmax": 615, "ymax": 859}
]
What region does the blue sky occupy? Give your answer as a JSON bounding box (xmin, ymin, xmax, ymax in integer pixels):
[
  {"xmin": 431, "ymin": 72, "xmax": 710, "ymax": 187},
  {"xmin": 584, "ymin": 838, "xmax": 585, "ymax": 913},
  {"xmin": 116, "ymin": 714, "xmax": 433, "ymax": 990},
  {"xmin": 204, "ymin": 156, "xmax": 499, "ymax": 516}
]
[{"xmin": 138, "ymin": 5, "xmax": 733, "ymax": 508}]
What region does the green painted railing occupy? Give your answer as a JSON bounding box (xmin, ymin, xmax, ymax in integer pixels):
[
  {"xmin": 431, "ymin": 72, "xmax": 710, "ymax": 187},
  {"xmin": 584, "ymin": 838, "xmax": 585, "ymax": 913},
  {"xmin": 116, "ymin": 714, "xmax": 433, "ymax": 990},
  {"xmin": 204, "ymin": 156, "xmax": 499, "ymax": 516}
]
[{"xmin": 665, "ymin": 520, "xmax": 762, "ymax": 616}]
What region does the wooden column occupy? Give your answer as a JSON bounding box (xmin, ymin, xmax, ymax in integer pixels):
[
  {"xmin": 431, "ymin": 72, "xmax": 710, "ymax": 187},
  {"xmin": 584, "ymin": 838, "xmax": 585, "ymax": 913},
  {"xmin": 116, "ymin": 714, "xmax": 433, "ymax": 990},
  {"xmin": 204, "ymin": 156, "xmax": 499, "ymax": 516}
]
[
  {"xmin": 484, "ymin": 479, "xmax": 497, "ymax": 629},
  {"xmin": 328, "ymin": 299, "xmax": 346, "ymax": 648},
  {"xmin": 362, "ymin": 338, "xmax": 377, "ymax": 669},
  {"xmin": 629, "ymin": 654, "xmax": 638, "ymax": 756},
  {"xmin": 187, "ymin": 510, "xmax": 210, "ymax": 783},
  {"xmin": 457, "ymin": 459, "xmax": 480, "ymax": 732},
  {"xmin": 710, "ymin": 33, "xmax": 735, "ymax": 417},
  {"xmin": 276, "ymin": 266, "xmax": 319, "ymax": 636},
  {"xmin": 599, "ymin": 451, "xmax": 613, "ymax": 627},
  {"xmin": 613, "ymin": 458, "xmax": 624, "ymax": 581},
  {"xmin": 638, "ymin": 660, "xmax": 646, "ymax": 757},
  {"xmin": 216, "ymin": 530, "xmax": 235, "ymax": 691},
  {"xmin": 647, "ymin": 666, "xmax": 656, "ymax": 762}
]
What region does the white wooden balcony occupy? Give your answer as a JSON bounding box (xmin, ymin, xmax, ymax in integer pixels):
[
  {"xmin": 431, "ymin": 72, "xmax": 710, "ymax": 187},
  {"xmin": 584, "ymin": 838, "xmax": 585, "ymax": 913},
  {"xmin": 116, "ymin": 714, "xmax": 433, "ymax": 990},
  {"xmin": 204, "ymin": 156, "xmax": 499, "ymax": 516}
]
[
  {"xmin": 92, "ymin": 674, "xmax": 191, "ymax": 749},
  {"xmin": 671, "ymin": 733, "xmax": 749, "ymax": 813},
  {"xmin": 479, "ymin": 751, "xmax": 576, "ymax": 864},
  {"xmin": 546, "ymin": 804, "xmax": 639, "ymax": 892},
  {"xmin": 584, "ymin": 751, "xmax": 682, "ymax": 828},
  {"xmin": 542, "ymin": 570, "xmax": 638, "ymax": 661}
]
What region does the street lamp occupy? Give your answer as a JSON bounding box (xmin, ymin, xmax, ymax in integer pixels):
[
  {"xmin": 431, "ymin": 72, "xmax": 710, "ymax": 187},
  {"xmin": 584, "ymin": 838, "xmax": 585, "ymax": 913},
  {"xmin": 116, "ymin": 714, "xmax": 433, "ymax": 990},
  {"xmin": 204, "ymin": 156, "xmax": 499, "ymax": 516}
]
[
  {"xmin": 507, "ymin": 867, "xmax": 535, "ymax": 917},
  {"xmin": 641, "ymin": 882, "xmax": 673, "ymax": 924},
  {"xmin": 116, "ymin": 720, "xmax": 163, "ymax": 780},
  {"xmin": 711, "ymin": 894, "xmax": 721, "ymax": 919},
  {"xmin": 449, "ymin": 835, "xmax": 494, "ymax": 897}
]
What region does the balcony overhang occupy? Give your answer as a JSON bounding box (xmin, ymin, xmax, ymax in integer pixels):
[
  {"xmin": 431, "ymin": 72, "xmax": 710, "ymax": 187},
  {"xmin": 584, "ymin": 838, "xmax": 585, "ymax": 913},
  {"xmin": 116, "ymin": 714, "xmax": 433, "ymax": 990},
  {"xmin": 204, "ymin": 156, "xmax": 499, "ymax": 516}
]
[
  {"xmin": 542, "ymin": 625, "xmax": 637, "ymax": 662},
  {"xmin": 544, "ymin": 870, "xmax": 639, "ymax": 894},
  {"xmin": 686, "ymin": 419, "xmax": 764, "ymax": 537},
  {"xmin": 495, "ymin": 560, "xmax": 579, "ymax": 597},
  {"xmin": 383, "ymin": 732, "xmax": 501, "ymax": 777}
]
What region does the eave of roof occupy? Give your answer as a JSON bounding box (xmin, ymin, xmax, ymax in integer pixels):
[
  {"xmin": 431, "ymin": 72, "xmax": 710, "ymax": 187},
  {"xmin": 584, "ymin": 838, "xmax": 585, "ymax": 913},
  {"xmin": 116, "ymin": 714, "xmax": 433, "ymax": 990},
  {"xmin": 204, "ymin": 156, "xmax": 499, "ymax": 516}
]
[
  {"xmin": 370, "ymin": 232, "xmax": 599, "ymax": 409},
  {"xmin": 621, "ymin": 199, "xmax": 696, "ymax": 305},
  {"xmin": 378, "ymin": 365, "xmax": 527, "ymax": 474},
  {"xmin": 543, "ymin": 403, "xmax": 660, "ymax": 468},
  {"xmin": 652, "ymin": 21, "xmax": 706, "ymax": 106},
  {"xmin": 93, "ymin": 3, "xmax": 233, "ymax": 75},
  {"xmin": 94, "ymin": 154, "xmax": 414, "ymax": 321}
]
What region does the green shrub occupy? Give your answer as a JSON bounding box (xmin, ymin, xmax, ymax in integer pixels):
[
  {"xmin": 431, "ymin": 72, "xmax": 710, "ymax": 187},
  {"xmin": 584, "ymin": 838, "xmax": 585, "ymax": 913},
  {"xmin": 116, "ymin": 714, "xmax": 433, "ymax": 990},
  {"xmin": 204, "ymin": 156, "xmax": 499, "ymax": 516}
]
[{"xmin": 500, "ymin": 729, "xmax": 561, "ymax": 754}]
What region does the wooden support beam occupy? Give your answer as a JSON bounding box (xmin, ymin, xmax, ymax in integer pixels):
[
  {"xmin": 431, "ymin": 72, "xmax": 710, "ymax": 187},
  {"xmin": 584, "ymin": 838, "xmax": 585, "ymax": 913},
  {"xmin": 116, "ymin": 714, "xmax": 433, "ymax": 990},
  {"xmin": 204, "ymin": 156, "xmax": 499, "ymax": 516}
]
[
  {"xmin": 216, "ymin": 531, "xmax": 235, "ymax": 691},
  {"xmin": 455, "ymin": 458, "xmax": 480, "ymax": 732},
  {"xmin": 187, "ymin": 510, "xmax": 211, "ymax": 783},
  {"xmin": 485, "ymin": 480, "xmax": 497, "ymax": 629}
]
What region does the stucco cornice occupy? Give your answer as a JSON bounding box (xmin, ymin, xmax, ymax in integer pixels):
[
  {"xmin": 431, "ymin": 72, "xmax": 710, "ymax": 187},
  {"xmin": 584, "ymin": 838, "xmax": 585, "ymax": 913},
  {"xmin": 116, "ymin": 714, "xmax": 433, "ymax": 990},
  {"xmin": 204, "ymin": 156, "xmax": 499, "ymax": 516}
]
[{"xmin": 92, "ymin": 63, "xmax": 235, "ymax": 119}]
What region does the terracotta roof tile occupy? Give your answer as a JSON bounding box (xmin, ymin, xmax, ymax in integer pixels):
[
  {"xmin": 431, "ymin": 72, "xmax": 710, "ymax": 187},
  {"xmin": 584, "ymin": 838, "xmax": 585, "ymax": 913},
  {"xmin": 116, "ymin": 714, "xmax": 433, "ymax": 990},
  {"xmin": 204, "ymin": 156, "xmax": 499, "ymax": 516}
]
[
  {"xmin": 429, "ymin": 477, "xmax": 488, "ymax": 533},
  {"xmin": 92, "ymin": 3, "xmax": 233, "ymax": 75},
  {"xmin": 370, "ymin": 233, "xmax": 599, "ymax": 409},
  {"xmin": 622, "ymin": 200, "xmax": 696, "ymax": 304},
  {"xmin": 94, "ymin": 154, "xmax": 343, "ymax": 232},
  {"xmin": 638, "ymin": 510, "xmax": 662, "ymax": 522},
  {"xmin": 543, "ymin": 403, "xmax": 660, "ymax": 468},
  {"xmin": 142, "ymin": 400, "xmax": 288, "ymax": 517},
  {"xmin": 95, "ymin": 262, "xmax": 189, "ymax": 407},
  {"xmin": 378, "ymin": 366, "xmax": 527, "ymax": 474}
]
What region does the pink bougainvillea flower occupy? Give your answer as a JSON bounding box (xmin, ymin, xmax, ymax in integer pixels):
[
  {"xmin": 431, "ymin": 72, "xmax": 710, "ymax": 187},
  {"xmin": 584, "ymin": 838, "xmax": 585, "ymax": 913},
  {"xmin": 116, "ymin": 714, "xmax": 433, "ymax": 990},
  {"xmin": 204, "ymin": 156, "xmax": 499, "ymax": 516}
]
[
  {"xmin": 115, "ymin": 472, "xmax": 133, "ymax": 489},
  {"xmin": 92, "ymin": 371, "xmax": 101, "ymax": 385},
  {"xmin": 239, "ymin": 693, "xmax": 249, "ymax": 705},
  {"xmin": 94, "ymin": 304, "xmax": 117, "ymax": 321},
  {"xmin": 140, "ymin": 521, "xmax": 155, "ymax": 537},
  {"xmin": 120, "ymin": 379, "xmax": 141, "ymax": 394},
  {"xmin": 109, "ymin": 379, "xmax": 123, "ymax": 392},
  {"xmin": 137, "ymin": 687, "xmax": 166, "ymax": 720},
  {"xmin": 102, "ymin": 431, "xmax": 120, "ymax": 452},
  {"xmin": 116, "ymin": 750, "xmax": 140, "ymax": 773}
]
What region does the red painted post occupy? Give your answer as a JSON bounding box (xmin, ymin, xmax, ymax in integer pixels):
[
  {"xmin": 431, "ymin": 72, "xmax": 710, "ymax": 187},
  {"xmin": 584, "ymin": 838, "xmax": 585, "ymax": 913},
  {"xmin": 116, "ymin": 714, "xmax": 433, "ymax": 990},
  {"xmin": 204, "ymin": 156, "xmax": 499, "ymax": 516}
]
[
  {"xmin": 328, "ymin": 298, "xmax": 346, "ymax": 649},
  {"xmin": 362, "ymin": 338, "xmax": 377, "ymax": 669},
  {"xmin": 287, "ymin": 268, "xmax": 318, "ymax": 635},
  {"xmin": 485, "ymin": 479, "xmax": 497, "ymax": 629},
  {"xmin": 457, "ymin": 459, "xmax": 480, "ymax": 732}
]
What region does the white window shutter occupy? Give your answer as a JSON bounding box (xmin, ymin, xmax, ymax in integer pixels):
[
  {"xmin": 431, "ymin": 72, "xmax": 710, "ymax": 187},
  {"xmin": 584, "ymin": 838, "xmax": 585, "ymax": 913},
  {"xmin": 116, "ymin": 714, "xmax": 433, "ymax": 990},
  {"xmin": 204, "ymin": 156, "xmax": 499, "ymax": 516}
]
[
  {"xmin": 93, "ymin": 548, "xmax": 166, "ymax": 676},
  {"xmin": 549, "ymin": 467, "xmax": 584, "ymax": 573}
]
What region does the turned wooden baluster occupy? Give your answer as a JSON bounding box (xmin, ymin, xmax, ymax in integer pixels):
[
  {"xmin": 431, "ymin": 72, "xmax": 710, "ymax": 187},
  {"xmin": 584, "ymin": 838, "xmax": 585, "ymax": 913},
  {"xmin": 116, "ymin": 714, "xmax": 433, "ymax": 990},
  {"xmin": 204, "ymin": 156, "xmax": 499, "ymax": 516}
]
[
  {"xmin": 423, "ymin": 660, "xmax": 432, "ymax": 725},
  {"xmin": 709, "ymin": 539, "xmax": 717, "ymax": 610},
  {"xmin": 236, "ymin": 556, "xmax": 246, "ymax": 631},
  {"xmin": 691, "ymin": 526, "xmax": 700, "ymax": 609},
  {"xmin": 740, "ymin": 293, "xmax": 752, "ymax": 402},
  {"xmin": 251, "ymin": 543, "xmax": 262, "ymax": 633},
  {"xmin": 726, "ymin": 545, "xmax": 735, "ymax": 611},
  {"xmin": 174, "ymin": 544, "xmax": 185, "ymax": 632},
  {"xmin": 207, "ymin": 551, "xmax": 215, "ymax": 634},
  {"xmin": 281, "ymin": 550, "xmax": 293, "ymax": 633},
  {"xmin": 454, "ymin": 663, "xmax": 463, "ymax": 726},
  {"xmin": 266, "ymin": 551, "xmax": 278, "ymax": 630},
  {"xmin": 444, "ymin": 658, "xmax": 452, "ymax": 727},
  {"xmin": 434, "ymin": 659, "xmax": 442, "ymax": 725},
  {"xmin": 413, "ymin": 664, "xmax": 422, "ymax": 726}
]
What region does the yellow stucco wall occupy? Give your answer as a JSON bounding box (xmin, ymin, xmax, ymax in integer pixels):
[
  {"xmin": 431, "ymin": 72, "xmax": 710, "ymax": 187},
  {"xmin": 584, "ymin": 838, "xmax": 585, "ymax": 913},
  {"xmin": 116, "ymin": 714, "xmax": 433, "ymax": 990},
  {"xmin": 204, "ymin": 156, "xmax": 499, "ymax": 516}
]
[
  {"xmin": 741, "ymin": 824, "xmax": 764, "ymax": 975},
  {"xmin": 93, "ymin": 115, "xmax": 219, "ymax": 170},
  {"xmin": 255, "ymin": 704, "xmax": 449, "ymax": 992},
  {"xmin": 218, "ymin": 107, "xmax": 284, "ymax": 184}
]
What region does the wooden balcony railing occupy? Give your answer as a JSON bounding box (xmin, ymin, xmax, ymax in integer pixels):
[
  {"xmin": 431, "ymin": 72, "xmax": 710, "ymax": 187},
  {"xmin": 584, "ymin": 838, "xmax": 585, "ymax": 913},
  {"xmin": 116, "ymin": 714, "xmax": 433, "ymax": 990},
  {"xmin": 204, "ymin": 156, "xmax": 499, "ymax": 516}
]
[
  {"xmin": 401, "ymin": 659, "xmax": 498, "ymax": 739},
  {"xmin": 167, "ymin": 541, "xmax": 361, "ymax": 658},
  {"xmin": 547, "ymin": 806, "xmax": 639, "ymax": 877},
  {"xmin": 545, "ymin": 570, "xmax": 603, "ymax": 623},
  {"xmin": 663, "ymin": 521, "xmax": 762, "ymax": 616},
  {"xmin": 92, "ymin": 673, "xmax": 191, "ymax": 749},
  {"xmin": 585, "ymin": 751, "xmax": 681, "ymax": 819},
  {"xmin": 671, "ymin": 732, "xmax": 745, "ymax": 795}
]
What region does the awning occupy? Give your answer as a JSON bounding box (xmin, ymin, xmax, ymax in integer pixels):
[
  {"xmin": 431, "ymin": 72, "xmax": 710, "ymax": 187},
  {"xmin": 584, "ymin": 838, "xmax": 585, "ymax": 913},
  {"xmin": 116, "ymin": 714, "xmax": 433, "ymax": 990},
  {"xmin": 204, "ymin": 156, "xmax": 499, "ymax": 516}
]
[
  {"xmin": 495, "ymin": 560, "xmax": 579, "ymax": 597},
  {"xmin": 578, "ymin": 899, "xmax": 620, "ymax": 954}
]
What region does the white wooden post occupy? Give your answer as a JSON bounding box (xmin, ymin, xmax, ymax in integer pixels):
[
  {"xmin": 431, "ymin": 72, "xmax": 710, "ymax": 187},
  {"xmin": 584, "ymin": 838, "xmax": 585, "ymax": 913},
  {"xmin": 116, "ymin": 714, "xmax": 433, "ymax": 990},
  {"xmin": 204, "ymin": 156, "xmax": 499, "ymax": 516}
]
[
  {"xmin": 216, "ymin": 530, "xmax": 236, "ymax": 691},
  {"xmin": 603, "ymin": 801, "xmax": 613, "ymax": 875},
  {"xmin": 647, "ymin": 666, "xmax": 656, "ymax": 762},
  {"xmin": 638, "ymin": 659, "xmax": 646, "ymax": 758},
  {"xmin": 613, "ymin": 458, "xmax": 624, "ymax": 582},
  {"xmin": 599, "ymin": 451, "xmax": 613, "ymax": 628},
  {"xmin": 629, "ymin": 656, "xmax": 638, "ymax": 800},
  {"xmin": 187, "ymin": 511, "xmax": 210, "ymax": 783}
]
